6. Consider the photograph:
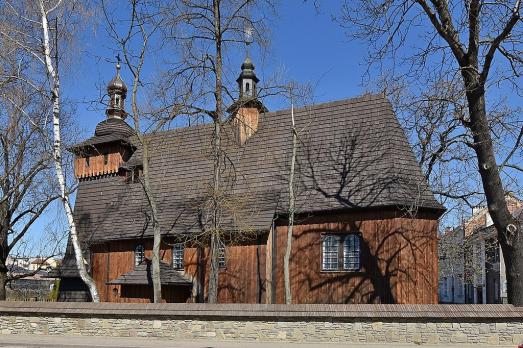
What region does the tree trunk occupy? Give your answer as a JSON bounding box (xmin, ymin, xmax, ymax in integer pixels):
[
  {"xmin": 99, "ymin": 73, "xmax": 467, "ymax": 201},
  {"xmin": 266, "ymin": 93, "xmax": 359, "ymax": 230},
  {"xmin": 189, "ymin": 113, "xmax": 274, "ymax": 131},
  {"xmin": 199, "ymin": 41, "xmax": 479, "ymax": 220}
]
[
  {"xmin": 39, "ymin": 1, "xmax": 99, "ymax": 302},
  {"xmin": 284, "ymin": 102, "xmax": 297, "ymax": 304},
  {"xmin": 140, "ymin": 142, "xmax": 162, "ymax": 303},
  {"xmin": 464, "ymin": 79, "xmax": 523, "ymax": 305},
  {"xmin": 502, "ymin": 226, "xmax": 523, "ymax": 305},
  {"xmin": 208, "ymin": 231, "xmax": 219, "ymax": 303},
  {"xmin": 0, "ymin": 269, "xmax": 7, "ymax": 301},
  {"xmin": 208, "ymin": 0, "xmax": 223, "ymax": 304}
]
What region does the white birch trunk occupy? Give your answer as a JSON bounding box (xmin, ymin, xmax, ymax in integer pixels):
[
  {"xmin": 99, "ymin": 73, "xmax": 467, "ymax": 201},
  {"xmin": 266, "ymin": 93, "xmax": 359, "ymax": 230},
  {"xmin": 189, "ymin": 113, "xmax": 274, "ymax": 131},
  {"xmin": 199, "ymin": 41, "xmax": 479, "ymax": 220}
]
[
  {"xmin": 284, "ymin": 102, "xmax": 296, "ymax": 304},
  {"xmin": 39, "ymin": 0, "xmax": 100, "ymax": 302}
]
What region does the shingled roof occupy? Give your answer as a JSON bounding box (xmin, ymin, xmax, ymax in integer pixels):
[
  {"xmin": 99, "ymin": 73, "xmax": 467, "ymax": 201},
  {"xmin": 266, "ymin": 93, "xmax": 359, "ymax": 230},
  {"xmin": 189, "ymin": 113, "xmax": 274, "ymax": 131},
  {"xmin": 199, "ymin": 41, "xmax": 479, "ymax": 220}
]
[
  {"xmin": 71, "ymin": 94, "xmax": 443, "ymax": 247},
  {"xmin": 107, "ymin": 260, "xmax": 191, "ymax": 286}
]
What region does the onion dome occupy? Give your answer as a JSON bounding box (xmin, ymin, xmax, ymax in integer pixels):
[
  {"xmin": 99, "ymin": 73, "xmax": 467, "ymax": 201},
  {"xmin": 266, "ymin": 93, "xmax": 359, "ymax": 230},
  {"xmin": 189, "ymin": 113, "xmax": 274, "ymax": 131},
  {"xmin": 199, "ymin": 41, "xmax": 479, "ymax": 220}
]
[
  {"xmin": 106, "ymin": 57, "xmax": 128, "ymax": 119},
  {"xmin": 237, "ymin": 56, "xmax": 259, "ymax": 99}
]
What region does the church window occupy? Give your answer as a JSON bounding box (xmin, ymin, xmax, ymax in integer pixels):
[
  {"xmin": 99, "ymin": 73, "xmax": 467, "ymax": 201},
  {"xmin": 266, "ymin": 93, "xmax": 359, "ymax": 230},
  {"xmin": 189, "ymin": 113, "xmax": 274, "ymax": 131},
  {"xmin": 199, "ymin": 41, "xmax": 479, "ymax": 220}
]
[
  {"xmin": 343, "ymin": 234, "xmax": 361, "ymax": 271},
  {"xmin": 173, "ymin": 243, "xmax": 184, "ymax": 270},
  {"xmin": 218, "ymin": 242, "xmax": 226, "ymax": 268},
  {"xmin": 322, "ymin": 235, "xmax": 339, "ymax": 271},
  {"xmin": 134, "ymin": 245, "xmax": 145, "ymax": 266},
  {"xmin": 321, "ymin": 233, "xmax": 362, "ymax": 272}
]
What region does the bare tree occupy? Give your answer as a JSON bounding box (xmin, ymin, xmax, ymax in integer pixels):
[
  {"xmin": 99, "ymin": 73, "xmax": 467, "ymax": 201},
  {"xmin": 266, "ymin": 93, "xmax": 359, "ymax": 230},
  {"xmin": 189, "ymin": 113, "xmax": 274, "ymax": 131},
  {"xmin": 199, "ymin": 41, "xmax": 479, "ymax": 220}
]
[
  {"xmin": 283, "ymin": 87, "xmax": 297, "ymax": 304},
  {"xmin": 0, "ymin": 0, "xmax": 100, "ymax": 301},
  {"xmin": 338, "ymin": 0, "xmax": 523, "ymax": 305},
  {"xmin": 101, "ymin": 0, "xmax": 173, "ymax": 303},
  {"xmin": 157, "ymin": 0, "xmax": 275, "ymax": 303},
  {"xmin": 0, "ymin": 56, "xmax": 61, "ymax": 300}
]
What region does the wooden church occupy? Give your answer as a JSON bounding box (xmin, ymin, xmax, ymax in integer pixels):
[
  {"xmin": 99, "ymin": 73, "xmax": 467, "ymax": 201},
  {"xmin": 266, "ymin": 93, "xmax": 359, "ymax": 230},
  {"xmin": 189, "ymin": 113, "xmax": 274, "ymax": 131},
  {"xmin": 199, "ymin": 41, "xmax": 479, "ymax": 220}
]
[{"xmin": 53, "ymin": 57, "xmax": 445, "ymax": 304}]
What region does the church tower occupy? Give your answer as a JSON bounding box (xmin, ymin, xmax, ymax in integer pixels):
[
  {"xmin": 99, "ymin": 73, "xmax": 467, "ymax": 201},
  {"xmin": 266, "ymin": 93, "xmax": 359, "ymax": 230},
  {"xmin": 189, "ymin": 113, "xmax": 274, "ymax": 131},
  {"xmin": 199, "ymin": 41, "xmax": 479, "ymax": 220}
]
[
  {"xmin": 72, "ymin": 58, "xmax": 135, "ymax": 179},
  {"xmin": 229, "ymin": 56, "xmax": 267, "ymax": 145}
]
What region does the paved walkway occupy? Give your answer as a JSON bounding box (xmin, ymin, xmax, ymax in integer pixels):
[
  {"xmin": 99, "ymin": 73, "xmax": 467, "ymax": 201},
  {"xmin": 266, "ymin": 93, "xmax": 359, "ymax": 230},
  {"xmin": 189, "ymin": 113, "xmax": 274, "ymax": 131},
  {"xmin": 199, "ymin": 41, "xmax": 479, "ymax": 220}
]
[{"xmin": 0, "ymin": 335, "xmax": 517, "ymax": 348}]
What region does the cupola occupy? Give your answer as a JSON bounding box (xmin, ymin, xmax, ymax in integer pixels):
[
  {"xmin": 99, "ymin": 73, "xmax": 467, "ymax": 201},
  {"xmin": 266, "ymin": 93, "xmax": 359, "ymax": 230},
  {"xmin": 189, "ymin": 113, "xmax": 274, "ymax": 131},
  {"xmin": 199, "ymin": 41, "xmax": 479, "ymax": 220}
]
[
  {"xmin": 228, "ymin": 56, "xmax": 267, "ymax": 145},
  {"xmin": 237, "ymin": 57, "xmax": 259, "ymax": 99},
  {"xmin": 106, "ymin": 55, "xmax": 128, "ymax": 119}
]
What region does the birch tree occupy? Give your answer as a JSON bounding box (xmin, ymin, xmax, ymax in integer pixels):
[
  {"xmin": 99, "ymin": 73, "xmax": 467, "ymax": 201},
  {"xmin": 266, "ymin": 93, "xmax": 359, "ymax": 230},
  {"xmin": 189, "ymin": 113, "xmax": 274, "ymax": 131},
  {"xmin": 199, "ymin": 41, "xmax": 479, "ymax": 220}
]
[
  {"xmin": 38, "ymin": 0, "xmax": 100, "ymax": 302},
  {"xmin": 0, "ymin": 0, "xmax": 100, "ymax": 301},
  {"xmin": 338, "ymin": 0, "xmax": 523, "ymax": 305}
]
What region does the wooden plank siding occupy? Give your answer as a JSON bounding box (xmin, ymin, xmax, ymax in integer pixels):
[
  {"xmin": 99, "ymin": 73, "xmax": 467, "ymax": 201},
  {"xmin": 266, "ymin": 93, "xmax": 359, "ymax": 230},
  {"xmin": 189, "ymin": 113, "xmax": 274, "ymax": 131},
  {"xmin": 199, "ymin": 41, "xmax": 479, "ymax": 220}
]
[
  {"xmin": 273, "ymin": 210, "xmax": 438, "ymax": 304},
  {"xmin": 90, "ymin": 238, "xmax": 267, "ymax": 304},
  {"xmin": 89, "ymin": 209, "xmax": 438, "ymax": 304},
  {"xmin": 74, "ymin": 144, "xmax": 130, "ymax": 179}
]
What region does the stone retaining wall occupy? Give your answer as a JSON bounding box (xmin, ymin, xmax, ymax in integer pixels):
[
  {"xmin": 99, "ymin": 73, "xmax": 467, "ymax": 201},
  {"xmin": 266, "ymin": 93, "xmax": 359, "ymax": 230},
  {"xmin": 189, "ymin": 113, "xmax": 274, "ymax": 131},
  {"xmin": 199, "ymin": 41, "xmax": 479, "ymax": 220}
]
[{"xmin": 1, "ymin": 302, "xmax": 522, "ymax": 345}]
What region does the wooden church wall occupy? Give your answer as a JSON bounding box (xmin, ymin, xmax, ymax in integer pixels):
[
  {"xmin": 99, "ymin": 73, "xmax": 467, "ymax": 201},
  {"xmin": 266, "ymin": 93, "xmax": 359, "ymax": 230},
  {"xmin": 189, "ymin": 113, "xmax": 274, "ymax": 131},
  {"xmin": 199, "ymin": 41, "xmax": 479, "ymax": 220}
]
[
  {"xmin": 90, "ymin": 238, "xmax": 266, "ymax": 304},
  {"xmin": 272, "ymin": 210, "xmax": 439, "ymax": 304},
  {"xmin": 74, "ymin": 144, "xmax": 129, "ymax": 179},
  {"xmin": 89, "ymin": 210, "xmax": 438, "ymax": 304}
]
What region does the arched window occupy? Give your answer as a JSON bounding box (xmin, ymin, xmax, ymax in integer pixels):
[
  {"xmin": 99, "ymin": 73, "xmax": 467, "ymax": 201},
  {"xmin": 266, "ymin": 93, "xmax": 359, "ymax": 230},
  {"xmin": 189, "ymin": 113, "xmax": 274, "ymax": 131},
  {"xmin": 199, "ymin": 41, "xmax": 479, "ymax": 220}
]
[
  {"xmin": 322, "ymin": 235, "xmax": 339, "ymax": 271},
  {"xmin": 245, "ymin": 82, "xmax": 250, "ymax": 95},
  {"xmin": 173, "ymin": 243, "xmax": 184, "ymax": 270},
  {"xmin": 343, "ymin": 234, "xmax": 361, "ymax": 271},
  {"xmin": 134, "ymin": 245, "xmax": 145, "ymax": 266}
]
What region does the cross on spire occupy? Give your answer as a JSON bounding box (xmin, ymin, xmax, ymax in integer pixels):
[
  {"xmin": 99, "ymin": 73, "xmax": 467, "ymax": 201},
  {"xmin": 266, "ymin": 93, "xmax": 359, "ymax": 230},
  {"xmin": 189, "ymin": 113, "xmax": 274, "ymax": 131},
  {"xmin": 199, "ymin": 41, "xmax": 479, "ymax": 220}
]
[{"xmin": 116, "ymin": 54, "xmax": 121, "ymax": 71}]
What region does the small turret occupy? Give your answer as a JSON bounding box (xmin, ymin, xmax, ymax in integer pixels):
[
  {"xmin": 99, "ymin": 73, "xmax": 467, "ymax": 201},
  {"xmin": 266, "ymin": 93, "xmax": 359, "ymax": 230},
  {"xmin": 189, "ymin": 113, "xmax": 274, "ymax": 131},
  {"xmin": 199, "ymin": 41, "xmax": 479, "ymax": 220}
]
[
  {"xmin": 237, "ymin": 57, "xmax": 259, "ymax": 99},
  {"xmin": 229, "ymin": 56, "xmax": 267, "ymax": 145},
  {"xmin": 106, "ymin": 55, "xmax": 128, "ymax": 119}
]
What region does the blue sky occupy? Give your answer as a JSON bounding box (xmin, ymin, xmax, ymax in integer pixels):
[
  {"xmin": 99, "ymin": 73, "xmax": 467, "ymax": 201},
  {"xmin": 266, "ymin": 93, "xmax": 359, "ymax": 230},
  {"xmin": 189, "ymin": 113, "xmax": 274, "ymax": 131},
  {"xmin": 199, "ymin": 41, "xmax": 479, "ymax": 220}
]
[
  {"xmin": 23, "ymin": 1, "xmax": 521, "ymax": 254},
  {"xmin": 30, "ymin": 1, "xmax": 368, "ymax": 254},
  {"xmin": 61, "ymin": 1, "xmax": 367, "ymax": 133}
]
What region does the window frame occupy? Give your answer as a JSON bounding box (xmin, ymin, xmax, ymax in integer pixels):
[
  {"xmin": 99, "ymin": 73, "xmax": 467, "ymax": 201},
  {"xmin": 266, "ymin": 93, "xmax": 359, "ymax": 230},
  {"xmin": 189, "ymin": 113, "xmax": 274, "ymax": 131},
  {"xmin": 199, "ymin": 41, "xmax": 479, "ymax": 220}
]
[
  {"xmin": 134, "ymin": 244, "xmax": 145, "ymax": 267},
  {"xmin": 218, "ymin": 243, "xmax": 226, "ymax": 269},
  {"xmin": 172, "ymin": 243, "xmax": 184, "ymax": 270},
  {"xmin": 321, "ymin": 233, "xmax": 362, "ymax": 273},
  {"xmin": 321, "ymin": 235, "xmax": 340, "ymax": 271},
  {"xmin": 343, "ymin": 233, "xmax": 361, "ymax": 271}
]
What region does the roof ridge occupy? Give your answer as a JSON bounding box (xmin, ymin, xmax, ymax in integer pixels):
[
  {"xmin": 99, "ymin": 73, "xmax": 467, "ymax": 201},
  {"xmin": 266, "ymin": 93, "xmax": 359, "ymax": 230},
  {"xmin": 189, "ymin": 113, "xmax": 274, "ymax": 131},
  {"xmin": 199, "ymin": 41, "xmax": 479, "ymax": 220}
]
[{"xmin": 140, "ymin": 93, "xmax": 388, "ymax": 140}]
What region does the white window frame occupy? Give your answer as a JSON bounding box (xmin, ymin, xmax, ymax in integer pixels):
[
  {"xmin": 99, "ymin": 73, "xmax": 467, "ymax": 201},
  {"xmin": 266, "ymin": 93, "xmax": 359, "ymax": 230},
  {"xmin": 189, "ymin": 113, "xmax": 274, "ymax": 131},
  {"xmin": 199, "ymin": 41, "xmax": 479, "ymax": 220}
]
[
  {"xmin": 322, "ymin": 235, "xmax": 339, "ymax": 271},
  {"xmin": 173, "ymin": 243, "xmax": 184, "ymax": 270},
  {"xmin": 134, "ymin": 245, "xmax": 145, "ymax": 266},
  {"xmin": 343, "ymin": 233, "xmax": 361, "ymax": 271},
  {"xmin": 218, "ymin": 243, "xmax": 226, "ymax": 268}
]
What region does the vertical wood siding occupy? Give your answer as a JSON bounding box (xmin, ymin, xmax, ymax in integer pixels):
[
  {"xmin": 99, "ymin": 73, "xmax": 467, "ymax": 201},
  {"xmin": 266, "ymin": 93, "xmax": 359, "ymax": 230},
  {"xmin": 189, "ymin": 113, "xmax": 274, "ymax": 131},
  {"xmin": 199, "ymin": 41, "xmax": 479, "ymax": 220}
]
[
  {"xmin": 74, "ymin": 144, "xmax": 130, "ymax": 179},
  {"xmin": 273, "ymin": 212, "xmax": 438, "ymax": 304},
  {"xmin": 89, "ymin": 210, "xmax": 438, "ymax": 304}
]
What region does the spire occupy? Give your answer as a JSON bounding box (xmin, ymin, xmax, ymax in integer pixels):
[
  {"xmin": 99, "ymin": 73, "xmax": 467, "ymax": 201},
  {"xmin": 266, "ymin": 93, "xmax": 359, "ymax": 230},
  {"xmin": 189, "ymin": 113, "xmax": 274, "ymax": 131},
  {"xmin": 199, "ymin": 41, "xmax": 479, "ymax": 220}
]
[{"xmin": 106, "ymin": 55, "xmax": 128, "ymax": 119}]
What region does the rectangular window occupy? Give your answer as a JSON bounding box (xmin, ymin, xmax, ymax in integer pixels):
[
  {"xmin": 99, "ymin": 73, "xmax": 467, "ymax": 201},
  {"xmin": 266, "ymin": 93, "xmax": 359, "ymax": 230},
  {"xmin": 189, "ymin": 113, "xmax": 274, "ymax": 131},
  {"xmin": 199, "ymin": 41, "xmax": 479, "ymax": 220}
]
[
  {"xmin": 173, "ymin": 243, "xmax": 184, "ymax": 270},
  {"xmin": 322, "ymin": 235, "xmax": 339, "ymax": 271},
  {"xmin": 343, "ymin": 234, "xmax": 361, "ymax": 271},
  {"xmin": 218, "ymin": 243, "xmax": 226, "ymax": 268},
  {"xmin": 134, "ymin": 245, "xmax": 145, "ymax": 266}
]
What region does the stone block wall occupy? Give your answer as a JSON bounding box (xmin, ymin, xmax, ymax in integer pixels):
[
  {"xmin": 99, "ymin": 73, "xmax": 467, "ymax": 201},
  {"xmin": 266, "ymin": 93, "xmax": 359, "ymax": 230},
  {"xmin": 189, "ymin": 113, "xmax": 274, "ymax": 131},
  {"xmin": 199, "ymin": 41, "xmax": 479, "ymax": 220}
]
[{"xmin": 0, "ymin": 302, "xmax": 522, "ymax": 345}]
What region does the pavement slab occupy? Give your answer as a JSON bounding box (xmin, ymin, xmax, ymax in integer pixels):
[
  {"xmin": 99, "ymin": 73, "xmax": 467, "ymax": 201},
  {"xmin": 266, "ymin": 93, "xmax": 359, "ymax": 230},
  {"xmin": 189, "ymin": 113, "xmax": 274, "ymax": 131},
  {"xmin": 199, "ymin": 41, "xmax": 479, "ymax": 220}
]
[{"xmin": 0, "ymin": 335, "xmax": 518, "ymax": 348}]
